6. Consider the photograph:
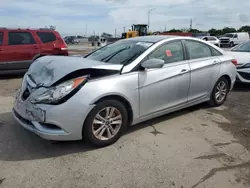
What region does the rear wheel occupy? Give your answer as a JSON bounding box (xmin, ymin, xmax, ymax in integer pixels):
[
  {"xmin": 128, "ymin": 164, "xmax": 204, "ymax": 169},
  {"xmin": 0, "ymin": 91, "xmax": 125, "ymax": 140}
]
[
  {"xmin": 209, "ymin": 77, "xmax": 229, "ymax": 106},
  {"xmin": 83, "ymin": 100, "xmax": 128, "ymax": 147}
]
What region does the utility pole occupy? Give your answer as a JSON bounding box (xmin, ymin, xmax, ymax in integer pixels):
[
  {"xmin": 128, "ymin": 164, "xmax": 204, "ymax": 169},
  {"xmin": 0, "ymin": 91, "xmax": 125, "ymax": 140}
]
[
  {"xmin": 164, "ymin": 25, "xmax": 167, "ymax": 31},
  {"xmin": 148, "ymin": 8, "xmax": 155, "ymax": 32},
  {"xmin": 115, "ymin": 28, "xmax": 117, "ymax": 38},
  {"xmin": 190, "ymin": 19, "xmax": 192, "ymax": 30},
  {"xmin": 85, "ymin": 24, "xmax": 88, "ymax": 37}
]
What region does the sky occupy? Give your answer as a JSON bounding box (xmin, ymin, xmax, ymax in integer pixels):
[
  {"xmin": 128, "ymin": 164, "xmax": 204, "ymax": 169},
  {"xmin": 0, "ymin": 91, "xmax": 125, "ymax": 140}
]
[{"xmin": 0, "ymin": 0, "xmax": 250, "ymax": 36}]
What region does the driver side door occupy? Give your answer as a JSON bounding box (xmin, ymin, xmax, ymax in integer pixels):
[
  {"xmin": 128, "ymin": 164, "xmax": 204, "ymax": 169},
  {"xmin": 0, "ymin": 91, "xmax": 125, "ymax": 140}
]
[{"xmin": 138, "ymin": 40, "xmax": 191, "ymax": 118}]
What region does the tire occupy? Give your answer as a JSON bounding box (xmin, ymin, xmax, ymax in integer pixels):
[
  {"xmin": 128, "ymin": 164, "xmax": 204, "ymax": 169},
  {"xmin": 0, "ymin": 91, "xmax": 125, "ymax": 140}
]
[
  {"xmin": 83, "ymin": 100, "xmax": 128, "ymax": 147},
  {"xmin": 229, "ymin": 42, "xmax": 234, "ymax": 47},
  {"xmin": 209, "ymin": 77, "xmax": 229, "ymax": 107}
]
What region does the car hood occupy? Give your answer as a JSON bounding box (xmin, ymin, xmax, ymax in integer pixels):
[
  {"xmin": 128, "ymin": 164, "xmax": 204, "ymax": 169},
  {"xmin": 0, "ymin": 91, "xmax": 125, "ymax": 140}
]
[
  {"xmin": 27, "ymin": 56, "xmax": 123, "ymax": 87},
  {"xmin": 226, "ymin": 51, "xmax": 250, "ymax": 67}
]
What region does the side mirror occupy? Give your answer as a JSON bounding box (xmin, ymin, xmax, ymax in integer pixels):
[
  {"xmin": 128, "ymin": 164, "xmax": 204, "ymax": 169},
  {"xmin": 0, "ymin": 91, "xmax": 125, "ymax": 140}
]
[{"xmin": 141, "ymin": 58, "xmax": 165, "ymax": 69}]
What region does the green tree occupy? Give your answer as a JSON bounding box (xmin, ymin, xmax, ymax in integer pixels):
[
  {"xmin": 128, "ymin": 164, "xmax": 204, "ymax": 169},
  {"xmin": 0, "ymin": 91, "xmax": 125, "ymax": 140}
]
[
  {"xmin": 222, "ymin": 27, "xmax": 236, "ymax": 34},
  {"xmin": 167, "ymin": 29, "xmax": 183, "ymax": 33},
  {"xmin": 189, "ymin": 28, "xmax": 202, "ymax": 33},
  {"xmin": 208, "ymin": 28, "xmax": 217, "ymax": 35},
  {"xmin": 238, "ymin": 25, "xmax": 250, "ymax": 34}
]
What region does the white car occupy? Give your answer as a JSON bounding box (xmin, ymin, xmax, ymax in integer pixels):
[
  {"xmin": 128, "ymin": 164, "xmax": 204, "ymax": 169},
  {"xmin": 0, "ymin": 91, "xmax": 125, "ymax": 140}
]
[
  {"xmin": 201, "ymin": 36, "xmax": 220, "ymax": 46},
  {"xmin": 227, "ymin": 40, "xmax": 250, "ymax": 83}
]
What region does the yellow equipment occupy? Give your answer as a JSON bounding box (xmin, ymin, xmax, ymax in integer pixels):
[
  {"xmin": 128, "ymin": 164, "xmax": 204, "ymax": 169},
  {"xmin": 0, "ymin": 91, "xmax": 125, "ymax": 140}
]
[{"xmin": 121, "ymin": 24, "xmax": 148, "ymax": 39}]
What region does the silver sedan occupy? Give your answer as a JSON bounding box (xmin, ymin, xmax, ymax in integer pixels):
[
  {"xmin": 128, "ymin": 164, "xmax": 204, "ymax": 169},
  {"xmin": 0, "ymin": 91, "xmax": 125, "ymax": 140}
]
[{"xmin": 13, "ymin": 36, "xmax": 237, "ymax": 147}]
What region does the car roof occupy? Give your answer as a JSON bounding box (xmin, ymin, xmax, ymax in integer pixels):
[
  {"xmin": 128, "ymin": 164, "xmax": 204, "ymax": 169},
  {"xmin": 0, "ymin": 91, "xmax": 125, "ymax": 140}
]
[
  {"xmin": 0, "ymin": 27, "xmax": 57, "ymax": 32},
  {"xmin": 126, "ymin": 35, "xmax": 179, "ymax": 43}
]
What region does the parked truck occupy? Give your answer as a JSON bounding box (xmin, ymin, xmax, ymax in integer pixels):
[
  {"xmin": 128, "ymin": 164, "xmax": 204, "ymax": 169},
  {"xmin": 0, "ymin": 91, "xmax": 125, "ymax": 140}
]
[{"xmin": 219, "ymin": 32, "xmax": 249, "ymax": 47}]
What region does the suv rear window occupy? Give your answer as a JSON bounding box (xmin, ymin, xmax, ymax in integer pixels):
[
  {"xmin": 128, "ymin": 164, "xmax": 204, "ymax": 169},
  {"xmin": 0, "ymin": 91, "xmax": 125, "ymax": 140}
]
[
  {"xmin": 0, "ymin": 32, "xmax": 3, "ymax": 45},
  {"xmin": 37, "ymin": 32, "xmax": 56, "ymax": 43},
  {"xmin": 8, "ymin": 32, "xmax": 36, "ymax": 45}
]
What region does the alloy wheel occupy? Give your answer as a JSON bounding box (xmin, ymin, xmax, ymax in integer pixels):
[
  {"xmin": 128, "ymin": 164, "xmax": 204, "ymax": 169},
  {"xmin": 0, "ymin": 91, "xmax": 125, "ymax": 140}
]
[
  {"xmin": 215, "ymin": 81, "xmax": 227, "ymax": 103},
  {"xmin": 92, "ymin": 107, "xmax": 122, "ymax": 141}
]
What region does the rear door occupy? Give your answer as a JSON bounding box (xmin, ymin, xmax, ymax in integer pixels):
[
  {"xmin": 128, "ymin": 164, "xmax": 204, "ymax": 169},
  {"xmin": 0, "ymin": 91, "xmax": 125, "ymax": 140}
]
[
  {"xmin": 36, "ymin": 31, "xmax": 57, "ymax": 55},
  {"xmin": 139, "ymin": 40, "xmax": 190, "ymax": 117},
  {"xmin": 0, "ymin": 31, "xmax": 7, "ymax": 71},
  {"xmin": 0, "ymin": 31, "xmax": 5, "ymax": 62},
  {"xmin": 4, "ymin": 31, "xmax": 39, "ymax": 70},
  {"xmin": 184, "ymin": 40, "xmax": 221, "ymax": 102}
]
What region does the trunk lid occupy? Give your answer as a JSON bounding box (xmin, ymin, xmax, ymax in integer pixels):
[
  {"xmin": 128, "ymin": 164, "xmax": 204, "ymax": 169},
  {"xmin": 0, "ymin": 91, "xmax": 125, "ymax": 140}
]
[{"xmin": 226, "ymin": 51, "xmax": 250, "ymax": 67}]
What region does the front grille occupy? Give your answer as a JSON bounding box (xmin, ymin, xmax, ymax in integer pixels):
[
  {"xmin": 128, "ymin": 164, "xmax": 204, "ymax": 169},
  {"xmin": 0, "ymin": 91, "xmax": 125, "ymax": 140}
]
[
  {"xmin": 22, "ymin": 76, "xmax": 34, "ymax": 100},
  {"xmin": 239, "ymin": 72, "xmax": 250, "ymax": 80},
  {"xmin": 13, "ymin": 109, "xmax": 33, "ymax": 127},
  {"xmin": 22, "ymin": 88, "xmax": 31, "ymax": 100},
  {"xmin": 39, "ymin": 122, "xmax": 62, "ymax": 130},
  {"xmin": 220, "ymin": 39, "xmax": 230, "ymax": 43}
]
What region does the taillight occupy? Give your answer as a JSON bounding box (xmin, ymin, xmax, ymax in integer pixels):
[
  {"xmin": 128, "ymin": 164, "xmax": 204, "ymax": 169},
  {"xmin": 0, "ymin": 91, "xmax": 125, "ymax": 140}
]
[
  {"xmin": 231, "ymin": 59, "xmax": 237, "ymax": 66},
  {"xmin": 58, "ymin": 38, "xmax": 68, "ymax": 50}
]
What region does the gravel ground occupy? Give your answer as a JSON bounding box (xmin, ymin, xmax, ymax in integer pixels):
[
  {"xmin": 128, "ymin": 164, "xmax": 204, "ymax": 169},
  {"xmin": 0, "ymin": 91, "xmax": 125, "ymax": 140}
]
[{"xmin": 0, "ymin": 75, "xmax": 249, "ymax": 188}]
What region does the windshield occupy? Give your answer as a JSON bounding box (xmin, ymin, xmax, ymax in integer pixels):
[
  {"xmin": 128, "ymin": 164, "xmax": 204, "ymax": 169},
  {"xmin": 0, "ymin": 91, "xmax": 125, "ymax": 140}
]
[
  {"xmin": 86, "ymin": 40, "xmax": 153, "ymax": 65},
  {"xmin": 223, "ymin": 33, "xmax": 234, "ymax": 38},
  {"xmin": 231, "ymin": 41, "xmax": 250, "ymax": 52}
]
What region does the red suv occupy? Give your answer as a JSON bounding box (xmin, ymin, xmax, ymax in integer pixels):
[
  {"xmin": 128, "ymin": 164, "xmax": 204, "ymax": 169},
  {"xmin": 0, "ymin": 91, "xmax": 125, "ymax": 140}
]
[{"xmin": 0, "ymin": 28, "xmax": 68, "ymax": 73}]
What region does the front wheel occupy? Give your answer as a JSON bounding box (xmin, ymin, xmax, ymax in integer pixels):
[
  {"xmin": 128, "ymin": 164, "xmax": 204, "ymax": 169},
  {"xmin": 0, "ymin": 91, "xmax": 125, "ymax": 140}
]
[
  {"xmin": 229, "ymin": 42, "xmax": 234, "ymax": 47},
  {"xmin": 209, "ymin": 77, "xmax": 229, "ymax": 107},
  {"xmin": 83, "ymin": 100, "xmax": 128, "ymax": 147}
]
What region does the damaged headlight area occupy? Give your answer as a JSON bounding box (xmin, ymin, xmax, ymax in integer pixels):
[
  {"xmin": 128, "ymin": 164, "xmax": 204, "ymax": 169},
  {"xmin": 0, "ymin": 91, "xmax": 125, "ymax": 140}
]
[{"xmin": 31, "ymin": 76, "xmax": 88, "ymax": 104}]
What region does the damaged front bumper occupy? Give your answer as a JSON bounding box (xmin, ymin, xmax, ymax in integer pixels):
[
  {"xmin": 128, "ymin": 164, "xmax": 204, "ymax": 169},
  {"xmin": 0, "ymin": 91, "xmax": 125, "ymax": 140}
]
[
  {"xmin": 12, "ymin": 94, "xmax": 69, "ymax": 140},
  {"xmin": 12, "ymin": 88, "xmax": 95, "ymax": 141}
]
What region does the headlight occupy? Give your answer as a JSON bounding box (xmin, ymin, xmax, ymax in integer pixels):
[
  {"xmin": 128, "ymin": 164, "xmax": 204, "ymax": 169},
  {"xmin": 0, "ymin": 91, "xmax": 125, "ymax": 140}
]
[{"xmin": 31, "ymin": 76, "xmax": 87, "ymax": 104}]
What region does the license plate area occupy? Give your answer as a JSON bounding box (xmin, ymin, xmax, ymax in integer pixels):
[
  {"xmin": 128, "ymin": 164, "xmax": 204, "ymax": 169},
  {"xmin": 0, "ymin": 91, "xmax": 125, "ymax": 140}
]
[{"xmin": 14, "ymin": 98, "xmax": 46, "ymax": 122}]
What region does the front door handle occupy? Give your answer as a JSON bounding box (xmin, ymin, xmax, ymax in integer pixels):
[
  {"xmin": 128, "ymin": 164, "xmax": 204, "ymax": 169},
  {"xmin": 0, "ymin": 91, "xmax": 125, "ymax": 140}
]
[{"xmin": 213, "ymin": 60, "xmax": 219, "ymax": 64}]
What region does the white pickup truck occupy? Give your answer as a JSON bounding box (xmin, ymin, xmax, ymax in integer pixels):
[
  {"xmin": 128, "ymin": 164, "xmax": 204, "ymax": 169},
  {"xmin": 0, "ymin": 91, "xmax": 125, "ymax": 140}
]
[{"xmin": 219, "ymin": 32, "xmax": 249, "ymax": 47}]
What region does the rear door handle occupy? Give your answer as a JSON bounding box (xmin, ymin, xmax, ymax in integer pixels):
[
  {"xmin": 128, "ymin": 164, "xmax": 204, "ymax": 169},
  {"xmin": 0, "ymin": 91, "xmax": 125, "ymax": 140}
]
[{"xmin": 179, "ymin": 69, "xmax": 189, "ymax": 75}]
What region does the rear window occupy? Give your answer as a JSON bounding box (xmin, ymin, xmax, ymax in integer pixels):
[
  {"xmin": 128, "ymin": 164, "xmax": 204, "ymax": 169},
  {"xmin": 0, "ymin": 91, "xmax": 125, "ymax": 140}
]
[
  {"xmin": 208, "ymin": 36, "xmax": 216, "ymax": 41},
  {"xmin": 0, "ymin": 32, "xmax": 3, "ymax": 45},
  {"xmin": 37, "ymin": 32, "xmax": 56, "ymax": 43}
]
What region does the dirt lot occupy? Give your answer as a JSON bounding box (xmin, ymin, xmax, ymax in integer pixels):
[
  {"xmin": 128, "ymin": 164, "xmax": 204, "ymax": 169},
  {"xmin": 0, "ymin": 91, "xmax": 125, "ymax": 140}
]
[{"xmin": 0, "ymin": 74, "xmax": 250, "ymax": 187}]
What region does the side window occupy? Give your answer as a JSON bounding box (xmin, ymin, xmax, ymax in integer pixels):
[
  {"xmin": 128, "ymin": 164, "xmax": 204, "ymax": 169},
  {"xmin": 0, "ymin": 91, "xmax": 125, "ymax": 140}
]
[
  {"xmin": 8, "ymin": 32, "xmax": 36, "ymax": 45},
  {"xmin": 210, "ymin": 47, "xmax": 223, "ymax": 56},
  {"xmin": 36, "ymin": 32, "xmax": 56, "ymax": 43},
  {"xmin": 208, "ymin": 36, "xmax": 216, "ymax": 41},
  {"xmin": 185, "ymin": 40, "xmax": 212, "ymax": 59},
  {"xmin": 0, "ymin": 32, "xmax": 3, "ymax": 45},
  {"xmin": 148, "ymin": 41, "xmax": 184, "ymax": 64},
  {"xmin": 234, "ymin": 34, "xmax": 238, "ymax": 38}
]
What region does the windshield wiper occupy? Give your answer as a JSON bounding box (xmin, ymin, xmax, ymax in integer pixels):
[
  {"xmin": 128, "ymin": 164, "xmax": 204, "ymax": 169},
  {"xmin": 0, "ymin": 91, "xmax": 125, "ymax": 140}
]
[{"xmin": 100, "ymin": 47, "xmax": 129, "ymax": 62}]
